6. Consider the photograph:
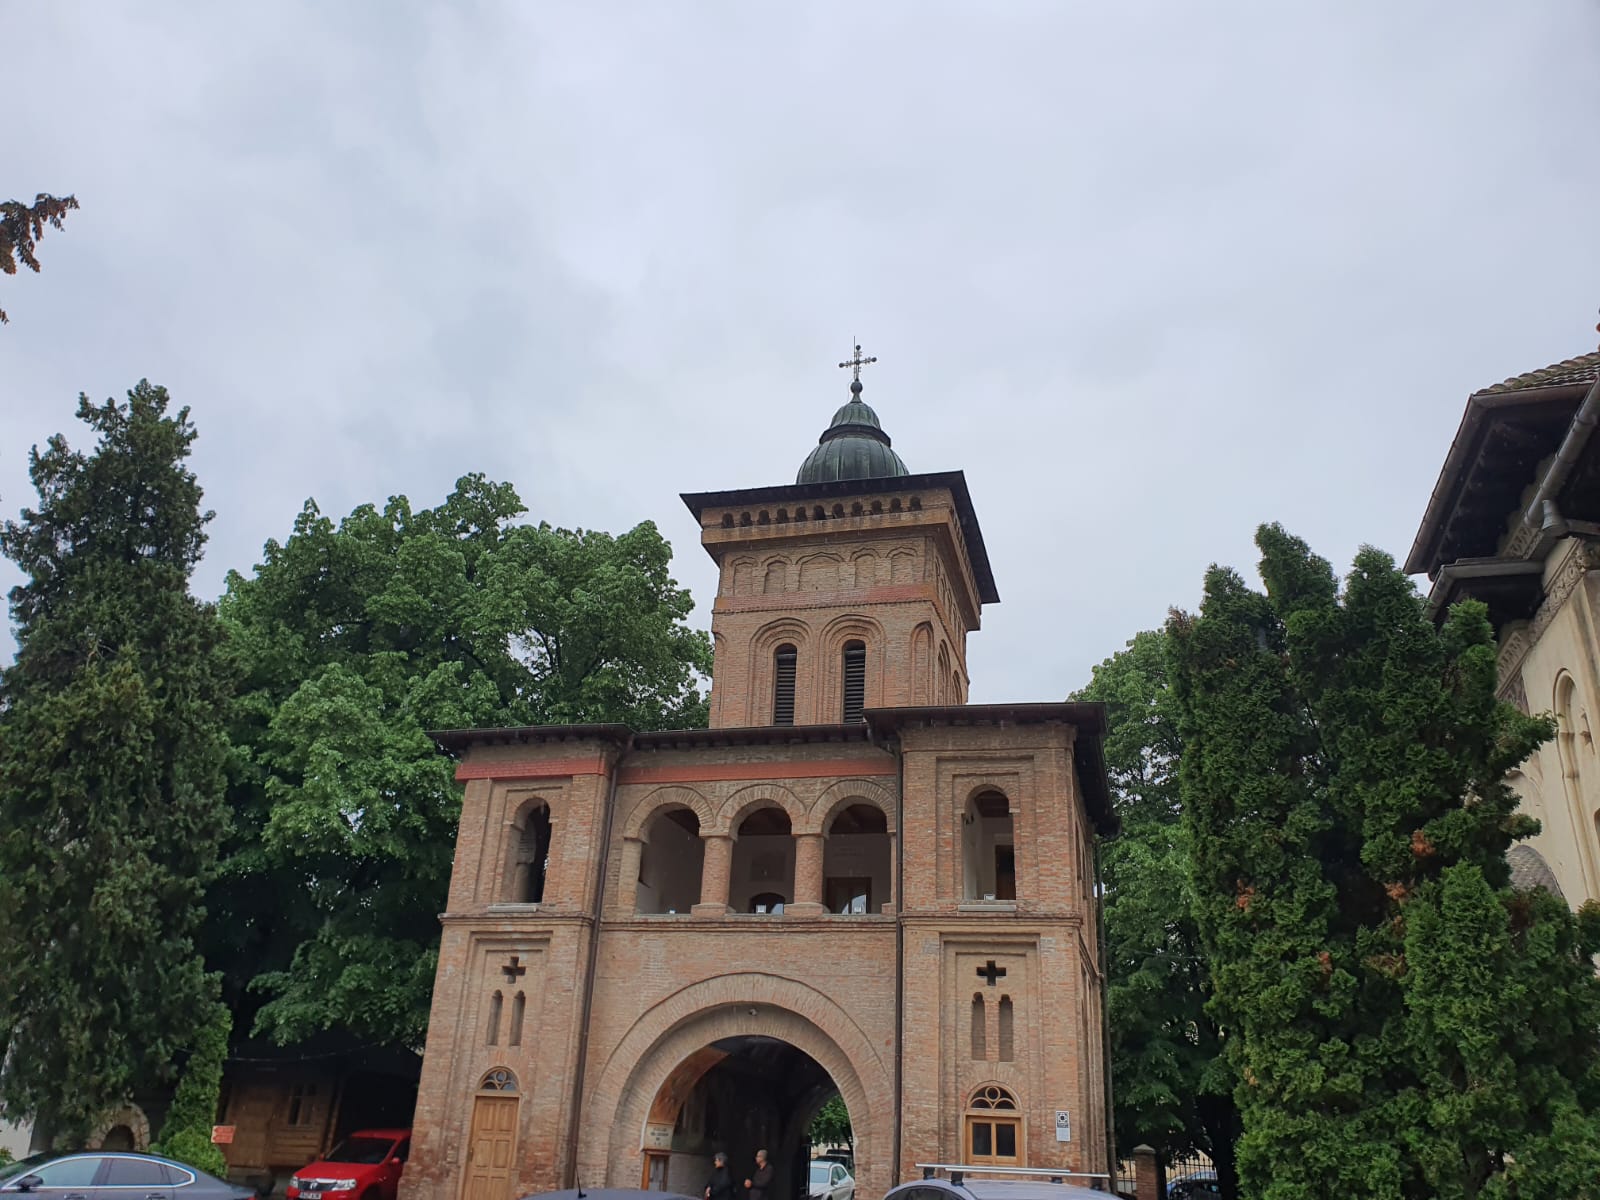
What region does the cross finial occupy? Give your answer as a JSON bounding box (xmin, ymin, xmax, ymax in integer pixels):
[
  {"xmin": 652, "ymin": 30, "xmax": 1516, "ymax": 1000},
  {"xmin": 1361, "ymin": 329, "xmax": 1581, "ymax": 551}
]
[{"xmin": 838, "ymin": 340, "xmax": 878, "ymax": 384}]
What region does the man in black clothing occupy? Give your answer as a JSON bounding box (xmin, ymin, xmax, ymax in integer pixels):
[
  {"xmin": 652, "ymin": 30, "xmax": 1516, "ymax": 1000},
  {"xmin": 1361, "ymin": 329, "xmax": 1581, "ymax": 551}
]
[
  {"xmin": 745, "ymin": 1149, "xmax": 773, "ymax": 1200},
  {"xmin": 705, "ymin": 1152, "xmax": 736, "ymax": 1200}
]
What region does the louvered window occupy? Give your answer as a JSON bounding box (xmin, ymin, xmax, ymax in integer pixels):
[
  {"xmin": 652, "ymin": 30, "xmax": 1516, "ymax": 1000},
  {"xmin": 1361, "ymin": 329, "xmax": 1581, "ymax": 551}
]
[
  {"xmin": 842, "ymin": 641, "xmax": 867, "ymax": 723},
  {"xmin": 773, "ymin": 645, "xmax": 797, "ymax": 725}
]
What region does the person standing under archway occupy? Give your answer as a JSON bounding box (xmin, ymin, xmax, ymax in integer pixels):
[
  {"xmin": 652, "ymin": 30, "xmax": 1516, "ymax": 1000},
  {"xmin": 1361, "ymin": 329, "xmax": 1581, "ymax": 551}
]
[
  {"xmin": 745, "ymin": 1149, "xmax": 772, "ymax": 1200},
  {"xmin": 706, "ymin": 1152, "xmax": 735, "ymax": 1200}
]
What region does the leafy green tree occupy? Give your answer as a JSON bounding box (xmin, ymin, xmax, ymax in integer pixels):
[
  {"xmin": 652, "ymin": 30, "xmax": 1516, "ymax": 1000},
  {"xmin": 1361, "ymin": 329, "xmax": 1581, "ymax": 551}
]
[
  {"xmin": 0, "ymin": 383, "xmax": 231, "ymax": 1142},
  {"xmin": 149, "ymin": 998, "xmax": 231, "ymax": 1176},
  {"xmin": 1168, "ymin": 523, "xmax": 1600, "ymax": 1199},
  {"xmin": 1, "ymin": 194, "xmax": 78, "ymax": 324},
  {"xmin": 210, "ymin": 482, "xmax": 711, "ymax": 1048},
  {"xmin": 808, "ymin": 1094, "xmax": 851, "ymax": 1150},
  {"xmin": 1075, "ymin": 631, "xmax": 1239, "ymax": 1197}
]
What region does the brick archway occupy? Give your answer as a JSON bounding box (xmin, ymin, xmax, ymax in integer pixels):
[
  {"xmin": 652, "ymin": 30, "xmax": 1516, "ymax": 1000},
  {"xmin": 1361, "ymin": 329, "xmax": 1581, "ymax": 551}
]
[{"xmin": 584, "ymin": 973, "xmax": 891, "ymax": 1199}]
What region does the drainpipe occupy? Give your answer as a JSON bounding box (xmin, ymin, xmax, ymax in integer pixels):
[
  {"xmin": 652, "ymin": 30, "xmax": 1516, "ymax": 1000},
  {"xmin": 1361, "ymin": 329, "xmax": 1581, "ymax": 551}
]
[
  {"xmin": 1093, "ymin": 835, "xmax": 1116, "ymax": 1193},
  {"xmin": 892, "ymin": 732, "xmax": 905, "ymax": 1190},
  {"xmin": 563, "ymin": 733, "xmax": 631, "ymax": 1188},
  {"xmin": 1520, "ymin": 375, "xmax": 1600, "ymax": 552}
]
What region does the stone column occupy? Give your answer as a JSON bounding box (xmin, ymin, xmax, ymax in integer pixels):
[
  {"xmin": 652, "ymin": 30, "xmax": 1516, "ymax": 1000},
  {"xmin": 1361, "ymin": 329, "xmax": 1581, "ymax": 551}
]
[
  {"xmin": 692, "ymin": 833, "xmax": 734, "ymax": 915},
  {"xmin": 1132, "ymin": 1145, "xmax": 1160, "ymax": 1200},
  {"xmin": 788, "ymin": 832, "xmax": 826, "ymax": 915}
]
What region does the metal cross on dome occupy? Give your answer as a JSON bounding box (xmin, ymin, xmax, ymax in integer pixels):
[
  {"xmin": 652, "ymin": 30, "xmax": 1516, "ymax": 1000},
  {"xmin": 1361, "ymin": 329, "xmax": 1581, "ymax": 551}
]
[{"xmin": 838, "ymin": 341, "xmax": 878, "ymax": 383}]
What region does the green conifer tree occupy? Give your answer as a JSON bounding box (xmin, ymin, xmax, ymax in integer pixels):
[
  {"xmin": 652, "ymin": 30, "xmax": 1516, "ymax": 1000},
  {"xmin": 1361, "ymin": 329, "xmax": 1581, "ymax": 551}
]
[
  {"xmin": 0, "ymin": 383, "xmax": 232, "ymax": 1142},
  {"xmin": 1168, "ymin": 524, "xmax": 1600, "ymax": 1199}
]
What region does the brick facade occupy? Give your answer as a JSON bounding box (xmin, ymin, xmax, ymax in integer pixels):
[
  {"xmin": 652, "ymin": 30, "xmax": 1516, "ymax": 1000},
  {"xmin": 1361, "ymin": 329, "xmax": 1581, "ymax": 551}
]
[{"xmin": 404, "ymin": 463, "xmax": 1115, "ymax": 1200}]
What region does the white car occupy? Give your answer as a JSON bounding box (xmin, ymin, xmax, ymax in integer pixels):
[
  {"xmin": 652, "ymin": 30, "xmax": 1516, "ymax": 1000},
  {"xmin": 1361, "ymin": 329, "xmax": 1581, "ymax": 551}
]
[{"xmin": 808, "ymin": 1160, "xmax": 854, "ymax": 1200}]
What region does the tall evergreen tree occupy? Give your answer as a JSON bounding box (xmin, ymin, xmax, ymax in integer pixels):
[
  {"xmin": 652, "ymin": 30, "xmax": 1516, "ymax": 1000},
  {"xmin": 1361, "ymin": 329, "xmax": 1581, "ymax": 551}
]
[
  {"xmin": 1168, "ymin": 524, "xmax": 1600, "ymax": 1199},
  {"xmin": 0, "ymin": 383, "xmax": 231, "ymax": 1141},
  {"xmin": 1076, "ymin": 631, "xmax": 1239, "ymax": 1197}
]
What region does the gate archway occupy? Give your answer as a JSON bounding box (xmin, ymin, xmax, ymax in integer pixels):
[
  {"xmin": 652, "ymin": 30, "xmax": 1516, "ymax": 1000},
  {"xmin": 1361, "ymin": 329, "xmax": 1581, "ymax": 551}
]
[{"xmin": 584, "ymin": 975, "xmax": 891, "ymax": 1200}]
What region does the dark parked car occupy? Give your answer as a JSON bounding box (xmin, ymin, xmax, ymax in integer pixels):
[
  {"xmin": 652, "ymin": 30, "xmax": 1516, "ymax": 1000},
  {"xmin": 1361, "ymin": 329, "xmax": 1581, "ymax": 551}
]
[{"xmin": 0, "ymin": 1151, "xmax": 255, "ymax": 1200}]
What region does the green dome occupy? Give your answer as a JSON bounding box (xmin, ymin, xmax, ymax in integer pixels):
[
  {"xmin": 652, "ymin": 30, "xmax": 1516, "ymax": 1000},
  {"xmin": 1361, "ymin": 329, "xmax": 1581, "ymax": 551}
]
[{"xmin": 796, "ymin": 380, "xmax": 909, "ymax": 484}]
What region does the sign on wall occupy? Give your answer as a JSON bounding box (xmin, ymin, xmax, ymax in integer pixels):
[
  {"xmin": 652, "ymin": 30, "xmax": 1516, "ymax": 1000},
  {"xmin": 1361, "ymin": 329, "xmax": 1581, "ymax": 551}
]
[
  {"xmin": 211, "ymin": 1126, "xmax": 236, "ymax": 1145},
  {"xmin": 644, "ymin": 1123, "xmax": 673, "ymax": 1151},
  {"xmin": 1054, "ymin": 1111, "xmax": 1071, "ymax": 1143}
]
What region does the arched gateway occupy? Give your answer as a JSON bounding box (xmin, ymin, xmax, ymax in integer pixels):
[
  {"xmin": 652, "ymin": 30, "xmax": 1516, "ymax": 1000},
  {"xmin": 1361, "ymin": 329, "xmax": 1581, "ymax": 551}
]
[{"xmin": 402, "ymin": 358, "xmax": 1117, "ymax": 1200}]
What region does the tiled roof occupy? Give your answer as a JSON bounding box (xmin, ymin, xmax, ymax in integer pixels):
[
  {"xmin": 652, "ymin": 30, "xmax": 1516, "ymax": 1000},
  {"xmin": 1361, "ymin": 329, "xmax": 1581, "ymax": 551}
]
[{"xmin": 1476, "ymin": 349, "xmax": 1600, "ymax": 396}]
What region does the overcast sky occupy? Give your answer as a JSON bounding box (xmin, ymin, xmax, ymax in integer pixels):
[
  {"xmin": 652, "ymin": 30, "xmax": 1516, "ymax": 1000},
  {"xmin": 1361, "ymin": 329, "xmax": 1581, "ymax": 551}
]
[{"xmin": 5, "ymin": 2, "xmax": 1599, "ymax": 702}]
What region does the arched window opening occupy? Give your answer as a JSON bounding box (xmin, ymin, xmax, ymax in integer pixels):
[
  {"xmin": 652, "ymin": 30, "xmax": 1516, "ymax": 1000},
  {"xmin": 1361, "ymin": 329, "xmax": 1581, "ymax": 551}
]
[
  {"xmin": 731, "ymin": 806, "xmax": 793, "ymax": 913},
  {"xmin": 508, "ymin": 992, "xmax": 526, "ymax": 1047},
  {"xmin": 773, "ymin": 644, "xmax": 798, "ymax": 725},
  {"xmin": 486, "ymin": 990, "xmax": 503, "ymax": 1046},
  {"xmin": 478, "ymin": 1068, "xmax": 517, "ymax": 1092},
  {"xmin": 998, "ymin": 996, "xmax": 1014, "ymax": 1062},
  {"xmin": 720, "ymin": 512, "xmax": 734, "ymax": 528},
  {"xmin": 508, "ymin": 804, "xmax": 552, "ymax": 904},
  {"xmin": 971, "ymin": 994, "xmax": 987, "ymax": 1061},
  {"xmin": 842, "ymin": 641, "xmax": 867, "ymax": 723},
  {"xmin": 965, "ymin": 1085, "xmax": 1019, "ymax": 1166},
  {"xmin": 635, "ymin": 807, "xmax": 703, "ymax": 915},
  {"xmin": 963, "ymin": 790, "xmax": 1016, "ymax": 902},
  {"xmin": 824, "ymin": 803, "xmax": 890, "ymax": 914}
]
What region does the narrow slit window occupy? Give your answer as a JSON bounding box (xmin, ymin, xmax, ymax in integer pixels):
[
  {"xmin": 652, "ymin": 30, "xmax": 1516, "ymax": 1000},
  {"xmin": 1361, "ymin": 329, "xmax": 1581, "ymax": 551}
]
[
  {"xmin": 486, "ymin": 990, "xmax": 503, "ymax": 1046},
  {"xmin": 842, "ymin": 641, "xmax": 866, "ymax": 723},
  {"xmin": 508, "ymin": 992, "xmax": 526, "ymax": 1047},
  {"xmin": 998, "ymin": 995, "xmax": 1014, "ymax": 1062},
  {"xmin": 773, "ymin": 644, "xmax": 797, "ymax": 726},
  {"xmin": 971, "ymin": 993, "xmax": 987, "ymax": 1061}
]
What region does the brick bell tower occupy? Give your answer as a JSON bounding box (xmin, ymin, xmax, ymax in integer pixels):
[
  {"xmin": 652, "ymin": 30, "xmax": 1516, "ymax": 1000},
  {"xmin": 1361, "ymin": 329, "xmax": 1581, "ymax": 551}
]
[{"xmin": 682, "ymin": 344, "xmax": 1000, "ymax": 727}]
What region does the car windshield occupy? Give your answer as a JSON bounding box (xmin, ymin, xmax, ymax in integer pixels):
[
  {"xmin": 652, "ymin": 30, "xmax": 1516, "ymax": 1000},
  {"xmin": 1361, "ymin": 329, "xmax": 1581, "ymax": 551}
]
[
  {"xmin": 324, "ymin": 1137, "xmax": 396, "ymax": 1165},
  {"xmin": 809, "ymin": 1166, "xmax": 830, "ymax": 1187}
]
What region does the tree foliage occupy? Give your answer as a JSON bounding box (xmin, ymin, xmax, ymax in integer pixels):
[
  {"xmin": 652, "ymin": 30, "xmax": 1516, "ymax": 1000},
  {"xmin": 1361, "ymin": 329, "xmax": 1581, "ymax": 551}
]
[
  {"xmin": 0, "ymin": 383, "xmax": 231, "ymax": 1140},
  {"xmin": 1074, "ymin": 631, "xmax": 1239, "ymax": 1196},
  {"xmin": 210, "ymin": 480, "xmax": 711, "ymax": 1047},
  {"xmin": 1168, "ymin": 523, "xmax": 1600, "ymax": 1199},
  {"xmin": 149, "ymin": 997, "xmax": 231, "ymax": 1177},
  {"xmin": 809, "ymin": 1094, "xmax": 852, "ymax": 1149},
  {"xmin": 1, "ymin": 194, "xmax": 78, "ymax": 324}
]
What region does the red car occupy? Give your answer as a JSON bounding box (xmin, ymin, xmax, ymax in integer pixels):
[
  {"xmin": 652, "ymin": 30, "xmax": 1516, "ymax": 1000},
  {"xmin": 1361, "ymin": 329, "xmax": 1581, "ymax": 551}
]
[{"xmin": 287, "ymin": 1130, "xmax": 410, "ymax": 1200}]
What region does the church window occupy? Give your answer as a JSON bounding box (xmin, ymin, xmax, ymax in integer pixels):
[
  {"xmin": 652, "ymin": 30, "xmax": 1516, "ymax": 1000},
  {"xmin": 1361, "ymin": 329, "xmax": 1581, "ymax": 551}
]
[
  {"xmin": 740, "ymin": 512, "xmax": 751, "ymax": 526},
  {"xmin": 851, "ymin": 501, "xmax": 863, "ymax": 516},
  {"xmin": 971, "ymin": 994, "xmax": 986, "ymax": 1061},
  {"xmin": 508, "ymin": 803, "xmax": 551, "ymax": 904},
  {"xmin": 832, "ymin": 503, "xmax": 846, "ymax": 518},
  {"xmin": 773, "ymin": 645, "xmax": 798, "ymax": 725},
  {"xmin": 486, "ymin": 990, "xmax": 503, "ymax": 1046},
  {"xmin": 777, "ymin": 508, "xmax": 789, "ymax": 522},
  {"xmin": 890, "ymin": 497, "xmax": 902, "ymax": 512},
  {"xmin": 909, "ymin": 496, "xmax": 922, "ymax": 510},
  {"xmin": 871, "ymin": 500, "xmax": 882, "ymax": 514},
  {"xmin": 842, "ymin": 641, "xmax": 867, "ymax": 723},
  {"xmin": 733, "ymin": 806, "xmax": 794, "ymax": 912},
  {"xmin": 795, "ymin": 506, "xmax": 808, "ymax": 522},
  {"xmin": 749, "ymin": 891, "xmax": 786, "ymax": 914},
  {"xmin": 965, "ymin": 1085, "xmax": 1020, "ymax": 1166},
  {"xmin": 963, "ymin": 790, "xmax": 1015, "ymax": 901},
  {"xmin": 721, "ymin": 513, "xmax": 733, "ymax": 528},
  {"xmin": 998, "ymin": 995, "xmax": 1014, "ymax": 1062},
  {"xmin": 814, "ymin": 505, "xmax": 826, "ymax": 521},
  {"xmin": 508, "ymin": 992, "xmax": 525, "ymax": 1047}
]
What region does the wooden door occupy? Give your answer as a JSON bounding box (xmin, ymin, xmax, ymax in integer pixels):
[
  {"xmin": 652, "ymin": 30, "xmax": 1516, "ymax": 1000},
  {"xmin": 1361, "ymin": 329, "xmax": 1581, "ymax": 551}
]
[
  {"xmin": 966, "ymin": 1115, "xmax": 1020, "ymax": 1165},
  {"xmin": 461, "ymin": 1095, "xmax": 520, "ymax": 1200}
]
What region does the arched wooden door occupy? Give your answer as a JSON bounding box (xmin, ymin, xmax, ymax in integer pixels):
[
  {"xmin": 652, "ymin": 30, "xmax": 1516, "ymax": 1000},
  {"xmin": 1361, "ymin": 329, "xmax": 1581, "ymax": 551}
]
[{"xmin": 461, "ymin": 1069, "xmax": 520, "ymax": 1200}]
